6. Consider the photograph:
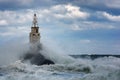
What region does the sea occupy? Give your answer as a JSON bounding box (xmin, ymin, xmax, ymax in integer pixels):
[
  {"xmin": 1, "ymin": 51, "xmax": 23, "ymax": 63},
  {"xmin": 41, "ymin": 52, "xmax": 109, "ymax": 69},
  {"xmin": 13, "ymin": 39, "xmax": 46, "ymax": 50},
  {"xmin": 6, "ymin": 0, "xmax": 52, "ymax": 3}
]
[{"xmin": 0, "ymin": 54, "xmax": 120, "ymax": 80}]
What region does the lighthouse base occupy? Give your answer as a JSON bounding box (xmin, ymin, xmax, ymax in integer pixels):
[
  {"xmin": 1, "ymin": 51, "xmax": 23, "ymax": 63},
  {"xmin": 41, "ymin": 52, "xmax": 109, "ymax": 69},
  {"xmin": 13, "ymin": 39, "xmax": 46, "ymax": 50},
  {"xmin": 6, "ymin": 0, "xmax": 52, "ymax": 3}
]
[
  {"xmin": 23, "ymin": 53, "xmax": 54, "ymax": 65},
  {"xmin": 21, "ymin": 43, "xmax": 54, "ymax": 65}
]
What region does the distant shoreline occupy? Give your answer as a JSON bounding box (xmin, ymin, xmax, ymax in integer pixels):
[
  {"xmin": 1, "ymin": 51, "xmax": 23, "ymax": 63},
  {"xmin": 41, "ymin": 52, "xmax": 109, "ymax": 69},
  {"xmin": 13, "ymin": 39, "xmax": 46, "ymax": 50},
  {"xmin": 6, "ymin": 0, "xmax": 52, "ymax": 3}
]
[{"xmin": 70, "ymin": 54, "xmax": 120, "ymax": 59}]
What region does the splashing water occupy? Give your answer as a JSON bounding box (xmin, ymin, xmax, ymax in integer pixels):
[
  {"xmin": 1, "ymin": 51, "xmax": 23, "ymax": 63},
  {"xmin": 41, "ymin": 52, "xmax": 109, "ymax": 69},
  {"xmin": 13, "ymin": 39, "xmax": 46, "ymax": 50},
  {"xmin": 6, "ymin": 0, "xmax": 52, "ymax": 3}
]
[
  {"xmin": 0, "ymin": 42, "xmax": 120, "ymax": 80},
  {"xmin": 0, "ymin": 56, "xmax": 120, "ymax": 80}
]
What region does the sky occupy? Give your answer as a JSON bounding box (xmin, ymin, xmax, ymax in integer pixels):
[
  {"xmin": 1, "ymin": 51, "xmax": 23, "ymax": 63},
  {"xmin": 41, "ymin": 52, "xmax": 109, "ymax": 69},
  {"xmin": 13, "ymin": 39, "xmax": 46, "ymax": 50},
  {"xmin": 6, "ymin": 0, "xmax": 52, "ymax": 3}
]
[{"xmin": 0, "ymin": 0, "xmax": 120, "ymax": 55}]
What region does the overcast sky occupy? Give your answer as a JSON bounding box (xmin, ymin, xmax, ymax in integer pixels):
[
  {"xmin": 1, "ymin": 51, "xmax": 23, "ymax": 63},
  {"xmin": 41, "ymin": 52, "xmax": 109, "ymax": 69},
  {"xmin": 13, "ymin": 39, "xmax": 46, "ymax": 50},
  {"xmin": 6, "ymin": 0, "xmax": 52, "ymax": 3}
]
[{"xmin": 0, "ymin": 0, "xmax": 120, "ymax": 54}]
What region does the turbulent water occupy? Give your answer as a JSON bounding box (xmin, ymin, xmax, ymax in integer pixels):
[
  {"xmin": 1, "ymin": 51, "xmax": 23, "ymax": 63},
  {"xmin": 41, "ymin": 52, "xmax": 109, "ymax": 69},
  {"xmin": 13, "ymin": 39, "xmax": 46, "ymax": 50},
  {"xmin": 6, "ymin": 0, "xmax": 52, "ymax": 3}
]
[{"xmin": 0, "ymin": 56, "xmax": 120, "ymax": 80}]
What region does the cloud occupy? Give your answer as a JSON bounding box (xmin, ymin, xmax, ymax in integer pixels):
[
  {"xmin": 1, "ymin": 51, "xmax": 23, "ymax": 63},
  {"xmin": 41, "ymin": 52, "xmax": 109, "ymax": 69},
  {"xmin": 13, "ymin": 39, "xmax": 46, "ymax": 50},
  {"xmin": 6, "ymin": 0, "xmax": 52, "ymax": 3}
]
[
  {"xmin": 53, "ymin": 0, "xmax": 119, "ymax": 15},
  {"xmin": 63, "ymin": 4, "xmax": 89, "ymax": 19},
  {"xmin": 0, "ymin": 10, "xmax": 33, "ymax": 26},
  {"xmin": 0, "ymin": 0, "xmax": 119, "ymax": 56},
  {"xmin": 70, "ymin": 0, "xmax": 120, "ymax": 9},
  {"xmin": 79, "ymin": 39, "xmax": 91, "ymax": 44},
  {"xmin": 0, "ymin": 0, "xmax": 55, "ymax": 10},
  {"xmin": 0, "ymin": 0, "xmax": 119, "ymax": 13},
  {"xmin": 71, "ymin": 24, "xmax": 82, "ymax": 30},
  {"xmin": 0, "ymin": 4, "xmax": 90, "ymax": 28},
  {"xmin": 0, "ymin": 4, "xmax": 117, "ymax": 38},
  {"xmin": 0, "ymin": 20, "xmax": 8, "ymax": 25},
  {"xmin": 102, "ymin": 12, "xmax": 120, "ymax": 22},
  {"xmin": 0, "ymin": 4, "xmax": 117, "ymax": 21},
  {"xmin": 70, "ymin": 21, "xmax": 115, "ymax": 31},
  {"xmin": 105, "ymin": 0, "xmax": 120, "ymax": 9},
  {"xmin": 83, "ymin": 21, "xmax": 115, "ymax": 29},
  {"xmin": 0, "ymin": 26, "xmax": 29, "ymax": 37},
  {"xmin": 0, "ymin": 4, "xmax": 118, "ymax": 39},
  {"xmin": 0, "ymin": 0, "xmax": 33, "ymax": 5},
  {"xmin": 41, "ymin": 4, "xmax": 90, "ymax": 19}
]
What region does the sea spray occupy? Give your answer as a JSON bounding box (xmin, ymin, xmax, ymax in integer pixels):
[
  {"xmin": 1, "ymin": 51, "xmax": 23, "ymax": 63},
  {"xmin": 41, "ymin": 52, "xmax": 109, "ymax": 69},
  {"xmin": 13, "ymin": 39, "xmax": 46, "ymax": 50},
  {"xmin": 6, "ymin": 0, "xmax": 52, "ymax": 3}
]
[
  {"xmin": 0, "ymin": 57, "xmax": 120, "ymax": 80},
  {"xmin": 0, "ymin": 42, "xmax": 29, "ymax": 66},
  {"xmin": 40, "ymin": 44, "xmax": 75, "ymax": 64}
]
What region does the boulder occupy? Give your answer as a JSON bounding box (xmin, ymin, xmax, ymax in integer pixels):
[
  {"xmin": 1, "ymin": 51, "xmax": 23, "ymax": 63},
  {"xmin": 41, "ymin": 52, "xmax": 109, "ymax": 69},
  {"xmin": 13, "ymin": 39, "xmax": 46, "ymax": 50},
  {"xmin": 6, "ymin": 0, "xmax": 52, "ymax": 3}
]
[{"xmin": 22, "ymin": 52, "xmax": 54, "ymax": 65}]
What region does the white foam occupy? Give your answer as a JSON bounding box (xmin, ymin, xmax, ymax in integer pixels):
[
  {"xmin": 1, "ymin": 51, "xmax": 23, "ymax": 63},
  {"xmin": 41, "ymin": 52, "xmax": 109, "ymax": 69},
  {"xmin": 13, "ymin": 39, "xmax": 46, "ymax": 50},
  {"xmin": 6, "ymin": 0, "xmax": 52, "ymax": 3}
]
[
  {"xmin": 0, "ymin": 57, "xmax": 120, "ymax": 80},
  {"xmin": 39, "ymin": 45, "xmax": 75, "ymax": 64}
]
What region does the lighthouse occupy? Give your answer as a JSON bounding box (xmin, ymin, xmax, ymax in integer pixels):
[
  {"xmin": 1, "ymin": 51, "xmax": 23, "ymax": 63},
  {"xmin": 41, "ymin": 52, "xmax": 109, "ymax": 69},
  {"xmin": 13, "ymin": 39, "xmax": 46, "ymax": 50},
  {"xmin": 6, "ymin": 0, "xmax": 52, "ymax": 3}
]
[
  {"xmin": 29, "ymin": 14, "xmax": 40, "ymax": 44},
  {"xmin": 22, "ymin": 13, "xmax": 54, "ymax": 65},
  {"xmin": 22, "ymin": 14, "xmax": 54, "ymax": 65},
  {"xmin": 29, "ymin": 14, "xmax": 41, "ymax": 53}
]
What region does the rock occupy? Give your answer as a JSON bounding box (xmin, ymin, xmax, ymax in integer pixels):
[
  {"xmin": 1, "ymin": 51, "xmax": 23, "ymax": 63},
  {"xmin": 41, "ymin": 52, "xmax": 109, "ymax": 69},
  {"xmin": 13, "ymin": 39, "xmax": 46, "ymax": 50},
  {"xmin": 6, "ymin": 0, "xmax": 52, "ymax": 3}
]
[{"xmin": 22, "ymin": 52, "xmax": 54, "ymax": 65}]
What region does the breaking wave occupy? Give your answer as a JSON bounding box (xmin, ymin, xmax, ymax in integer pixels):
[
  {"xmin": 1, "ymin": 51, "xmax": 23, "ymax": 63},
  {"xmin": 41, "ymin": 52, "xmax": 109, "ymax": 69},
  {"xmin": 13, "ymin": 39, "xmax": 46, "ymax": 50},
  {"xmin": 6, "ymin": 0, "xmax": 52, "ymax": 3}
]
[
  {"xmin": 0, "ymin": 41, "xmax": 120, "ymax": 80},
  {"xmin": 0, "ymin": 56, "xmax": 120, "ymax": 80}
]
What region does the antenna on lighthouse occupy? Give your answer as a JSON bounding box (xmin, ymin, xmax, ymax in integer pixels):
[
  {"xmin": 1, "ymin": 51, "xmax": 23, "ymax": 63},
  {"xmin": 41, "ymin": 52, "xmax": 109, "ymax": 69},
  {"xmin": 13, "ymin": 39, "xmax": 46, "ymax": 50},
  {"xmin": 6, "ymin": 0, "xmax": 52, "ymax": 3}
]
[{"xmin": 32, "ymin": 13, "xmax": 38, "ymax": 27}]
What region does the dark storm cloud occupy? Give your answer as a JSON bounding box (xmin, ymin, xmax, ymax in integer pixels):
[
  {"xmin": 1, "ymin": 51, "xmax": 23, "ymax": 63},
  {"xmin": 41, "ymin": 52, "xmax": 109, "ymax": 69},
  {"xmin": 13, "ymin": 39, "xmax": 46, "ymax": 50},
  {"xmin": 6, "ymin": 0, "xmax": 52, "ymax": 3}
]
[
  {"xmin": 0, "ymin": 0, "xmax": 56, "ymax": 10},
  {"xmin": 54, "ymin": 0, "xmax": 120, "ymax": 9},
  {"xmin": 54, "ymin": 0, "xmax": 120, "ymax": 15},
  {"xmin": 0, "ymin": 0, "xmax": 30, "ymax": 10},
  {"xmin": 0, "ymin": 0, "xmax": 120, "ymax": 15}
]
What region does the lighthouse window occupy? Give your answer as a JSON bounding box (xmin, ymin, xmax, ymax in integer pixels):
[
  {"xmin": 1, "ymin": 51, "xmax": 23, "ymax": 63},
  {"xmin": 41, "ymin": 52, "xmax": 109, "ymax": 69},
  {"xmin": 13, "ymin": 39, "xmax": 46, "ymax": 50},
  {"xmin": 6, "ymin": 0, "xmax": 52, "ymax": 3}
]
[
  {"xmin": 33, "ymin": 34, "xmax": 35, "ymax": 36},
  {"xmin": 36, "ymin": 29, "xmax": 38, "ymax": 33}
]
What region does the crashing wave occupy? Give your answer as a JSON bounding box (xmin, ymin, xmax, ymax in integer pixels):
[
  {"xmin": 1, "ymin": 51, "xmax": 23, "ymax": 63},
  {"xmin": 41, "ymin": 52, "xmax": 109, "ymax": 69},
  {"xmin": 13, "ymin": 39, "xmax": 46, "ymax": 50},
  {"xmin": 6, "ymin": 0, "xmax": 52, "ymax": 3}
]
[{"xmin": 0, "ymin": 56, "xmax": 120, "ymax": 80}]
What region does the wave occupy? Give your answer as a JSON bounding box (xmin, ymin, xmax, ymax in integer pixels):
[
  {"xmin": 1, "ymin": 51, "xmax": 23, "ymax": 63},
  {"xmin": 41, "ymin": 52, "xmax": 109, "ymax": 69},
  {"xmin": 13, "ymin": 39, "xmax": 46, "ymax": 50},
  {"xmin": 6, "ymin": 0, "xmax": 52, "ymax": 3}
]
[{"xmin": 0, "ymin": 56, "xmax": 120, "ymax": 80}]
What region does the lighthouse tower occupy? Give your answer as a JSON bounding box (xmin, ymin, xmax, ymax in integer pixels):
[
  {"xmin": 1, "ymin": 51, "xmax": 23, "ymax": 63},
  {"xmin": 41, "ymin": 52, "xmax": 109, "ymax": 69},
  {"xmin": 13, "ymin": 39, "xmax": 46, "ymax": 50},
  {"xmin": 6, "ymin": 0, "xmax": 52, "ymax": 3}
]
[{"xmin": 29, "ymin": 14, "xmax": 40, "ymax": 44}]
